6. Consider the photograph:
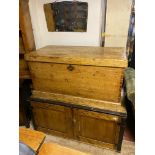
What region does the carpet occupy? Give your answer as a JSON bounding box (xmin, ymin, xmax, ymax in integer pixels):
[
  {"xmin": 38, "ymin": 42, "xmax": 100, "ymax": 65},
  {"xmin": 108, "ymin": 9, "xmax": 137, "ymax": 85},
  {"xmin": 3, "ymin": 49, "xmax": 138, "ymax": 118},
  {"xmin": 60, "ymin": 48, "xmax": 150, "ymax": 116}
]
[{"xmin": 45, "ymin": 134, "xmax": 135, "ymax": 155}]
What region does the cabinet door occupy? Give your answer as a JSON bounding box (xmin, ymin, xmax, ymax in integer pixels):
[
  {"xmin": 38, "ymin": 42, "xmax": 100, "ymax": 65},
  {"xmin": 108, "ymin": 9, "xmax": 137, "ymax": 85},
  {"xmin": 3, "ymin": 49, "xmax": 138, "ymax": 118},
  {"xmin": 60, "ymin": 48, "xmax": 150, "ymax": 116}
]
[
  {"xmin": 73, "ymin": 109, "xmax": 120, "ymax": 150},
  {"xmin": 31, "ymin": 102, "xmax": 73, "ymax": 138}
]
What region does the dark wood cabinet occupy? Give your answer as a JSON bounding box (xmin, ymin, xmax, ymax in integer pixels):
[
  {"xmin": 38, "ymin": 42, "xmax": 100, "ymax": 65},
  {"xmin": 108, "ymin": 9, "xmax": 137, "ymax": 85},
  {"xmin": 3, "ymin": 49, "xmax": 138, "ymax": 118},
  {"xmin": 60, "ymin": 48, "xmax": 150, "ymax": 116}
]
[
  {"xmin": 30, "ymin": 99, "xmax": 126, "ymax": 152},
  {"xmin": 31, "ymin": 102, "xmax": 73, "ymax": 138},
  {"xmin": 73, "ymin": 109, "xmax": 120, "ymax": 150}
]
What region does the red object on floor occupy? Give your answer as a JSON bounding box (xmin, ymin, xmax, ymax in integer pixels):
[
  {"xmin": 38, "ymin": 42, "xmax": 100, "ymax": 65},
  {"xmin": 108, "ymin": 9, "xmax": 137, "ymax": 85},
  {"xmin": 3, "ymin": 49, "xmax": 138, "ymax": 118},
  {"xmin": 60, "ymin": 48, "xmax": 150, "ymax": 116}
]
[
  {"xmin": 123, "ymin": 99, "xmax": 135, "ymax": 142},
  {"xmin": 124, "ymin": 124, "xmax": 135, "ymax": 141}
]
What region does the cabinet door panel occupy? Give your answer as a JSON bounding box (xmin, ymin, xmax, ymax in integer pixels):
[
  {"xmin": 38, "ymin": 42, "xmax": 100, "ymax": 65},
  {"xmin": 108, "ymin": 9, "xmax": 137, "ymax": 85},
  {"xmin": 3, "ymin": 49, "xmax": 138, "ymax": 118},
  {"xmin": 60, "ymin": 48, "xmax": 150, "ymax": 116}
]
[
  {"xmin": 74, "ymin": 109, "xmax": 120, "ymax": 149},
  {"xmin": 31, "ymin": 102, "xmax": 73, "ymax": 138}
]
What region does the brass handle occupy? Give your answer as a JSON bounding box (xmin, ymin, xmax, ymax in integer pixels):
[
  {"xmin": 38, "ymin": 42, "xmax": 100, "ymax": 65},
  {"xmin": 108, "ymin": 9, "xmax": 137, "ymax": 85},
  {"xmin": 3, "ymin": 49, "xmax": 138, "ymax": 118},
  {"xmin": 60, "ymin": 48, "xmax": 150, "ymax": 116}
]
[{"xmin": 67, "ymin": 64, "xmax": 74, "ymax": 71}]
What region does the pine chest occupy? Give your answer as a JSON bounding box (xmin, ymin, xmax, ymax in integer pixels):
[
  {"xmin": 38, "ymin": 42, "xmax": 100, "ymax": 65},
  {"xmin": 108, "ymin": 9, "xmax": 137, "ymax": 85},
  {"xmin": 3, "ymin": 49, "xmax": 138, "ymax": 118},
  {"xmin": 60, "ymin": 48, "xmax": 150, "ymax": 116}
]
[{"xmin": 25, "ymin": 46, "xmax": 127, "ymax": 103}]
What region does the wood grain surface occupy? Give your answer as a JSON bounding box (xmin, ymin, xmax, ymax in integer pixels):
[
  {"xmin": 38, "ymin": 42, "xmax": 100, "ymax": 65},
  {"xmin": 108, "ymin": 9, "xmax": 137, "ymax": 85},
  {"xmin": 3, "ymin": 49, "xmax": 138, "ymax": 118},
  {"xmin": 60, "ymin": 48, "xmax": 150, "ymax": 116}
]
[
  {"xmin": 38, "ymin": 142, "xmax": 90, "ymax": 155},
  {"xmin": 25, "ymin": 46, "xmax": 127, "ymax": 67},
  {"xmin": 25, "ymin": 46, "xmax": 127, "ymax": 102},
  {"xmin": 30, "ymin": 100, "xmax": 125, "ymax": 151},
  {"xmin": 19, "ymin": 0, "xmax": 35, "ymax": 79},
  {"xmin": 31, "ymin": 90, "xmax": 127, "ymax": 114},
  {"xmin": 29, "ymin": 62, "xmax": 124, "ymax": 102},
  {"xmin": 31, "ymin": 102, "xmax": 73, "ymax": 138},
  {"xmin": 19, "ymin": 128, "xmax": 46, "ymax": 152},
  {"xmin": 19, "ymin": 0, "xmax": 35, "ymax": 52},
  {"xmin": 44, "ymin": 3, "xmax": 55, "ymax": 32},
  {"xmin": 73, "ymin": 109, "xmax": 120, "ymax": 150}
]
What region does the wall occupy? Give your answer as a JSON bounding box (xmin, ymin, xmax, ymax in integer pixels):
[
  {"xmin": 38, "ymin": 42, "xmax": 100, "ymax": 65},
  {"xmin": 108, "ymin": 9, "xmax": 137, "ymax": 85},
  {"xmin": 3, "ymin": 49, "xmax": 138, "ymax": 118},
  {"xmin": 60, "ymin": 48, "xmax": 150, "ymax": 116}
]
[
  {"xmin": 104, "ymin": 0, "xmax": 132, "ymax": 47},
  {"xmin": 29, "ymin": 0, "xmax": 104, "ymax": 49}
]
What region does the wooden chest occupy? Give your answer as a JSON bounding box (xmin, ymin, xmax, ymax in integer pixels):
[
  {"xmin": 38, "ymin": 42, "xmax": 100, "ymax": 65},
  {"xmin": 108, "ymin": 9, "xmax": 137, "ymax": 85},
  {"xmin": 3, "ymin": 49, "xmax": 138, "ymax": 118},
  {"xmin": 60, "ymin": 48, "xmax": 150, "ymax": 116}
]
[
  {"xmin": 25, "ymin": 46, "xmax": 127, "ymax": 103},
  {"xmin": 30, "ymin": 93, "xmax": 127, "ymax": 152}
]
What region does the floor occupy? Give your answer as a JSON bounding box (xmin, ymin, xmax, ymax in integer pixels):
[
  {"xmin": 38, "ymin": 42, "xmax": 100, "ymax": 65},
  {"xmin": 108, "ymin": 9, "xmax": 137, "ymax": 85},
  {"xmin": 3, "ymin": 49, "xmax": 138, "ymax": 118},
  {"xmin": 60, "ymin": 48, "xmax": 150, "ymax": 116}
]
[
  {"xmin": 27, "ymin": 118, "xmax": 135, "ymax": 155},
  {"xmin": 44, "ymin": 133, "xmax": 135, "ymax": 155}
]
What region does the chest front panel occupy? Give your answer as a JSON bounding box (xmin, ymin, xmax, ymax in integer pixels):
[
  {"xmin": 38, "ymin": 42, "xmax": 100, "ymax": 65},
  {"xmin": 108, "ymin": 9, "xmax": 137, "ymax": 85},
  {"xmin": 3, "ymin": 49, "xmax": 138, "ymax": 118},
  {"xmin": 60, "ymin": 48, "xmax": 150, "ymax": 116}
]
[{"xmin": 29, "ymin": 62, "xmax": 124, "ymax": 102}]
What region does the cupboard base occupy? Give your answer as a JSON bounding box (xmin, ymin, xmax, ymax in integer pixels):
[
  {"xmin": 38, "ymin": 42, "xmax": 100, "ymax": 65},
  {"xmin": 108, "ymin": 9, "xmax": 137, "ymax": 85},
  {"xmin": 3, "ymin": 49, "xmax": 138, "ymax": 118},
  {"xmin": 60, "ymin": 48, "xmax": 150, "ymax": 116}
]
[{"xmin": 30, "ymin": 97, "xmax": 127, "ymax": 152}]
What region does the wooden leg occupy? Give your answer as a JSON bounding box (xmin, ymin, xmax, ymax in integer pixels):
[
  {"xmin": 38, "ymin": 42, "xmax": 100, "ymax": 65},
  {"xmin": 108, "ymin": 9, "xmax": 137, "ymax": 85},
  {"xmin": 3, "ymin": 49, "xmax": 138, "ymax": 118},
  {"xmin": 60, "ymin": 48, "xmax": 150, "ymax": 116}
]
[
  {"xmin": 19, "ymin": 79, "xmax": 32, "ymax": 128},
  {"xmin": 30, "ymin": 106, "xmax": 37, "ymax": 130},
  {"xmin": 117, "ymin": 117, "xmax": 126, "ymax": 152}
]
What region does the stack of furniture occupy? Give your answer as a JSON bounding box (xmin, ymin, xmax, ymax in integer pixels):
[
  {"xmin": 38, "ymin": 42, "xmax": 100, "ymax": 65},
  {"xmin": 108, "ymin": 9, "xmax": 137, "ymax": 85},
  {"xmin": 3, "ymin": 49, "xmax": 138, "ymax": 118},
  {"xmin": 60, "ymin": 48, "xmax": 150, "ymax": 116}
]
[
  {"xmin": 25, "ymin": 46, "xmax": 128, "ymax": 152},
  {"xmin": 19, "ymin": 0, "xmax": 35, "ymax": 127}
]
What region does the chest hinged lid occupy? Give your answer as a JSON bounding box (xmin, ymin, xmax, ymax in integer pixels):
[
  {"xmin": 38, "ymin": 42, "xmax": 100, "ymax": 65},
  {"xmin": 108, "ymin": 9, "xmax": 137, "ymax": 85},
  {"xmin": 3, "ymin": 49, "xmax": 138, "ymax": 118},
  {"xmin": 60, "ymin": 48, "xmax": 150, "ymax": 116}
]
[{"xmin": 25, "ymin": 46, "xmax": 128, "ymax": 68}]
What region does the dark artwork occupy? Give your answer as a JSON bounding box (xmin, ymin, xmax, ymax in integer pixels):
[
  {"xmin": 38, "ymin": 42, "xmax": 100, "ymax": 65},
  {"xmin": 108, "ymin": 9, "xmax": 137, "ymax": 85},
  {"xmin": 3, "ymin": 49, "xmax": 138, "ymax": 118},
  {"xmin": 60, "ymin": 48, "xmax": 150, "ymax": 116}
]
[{"xmin": 52, "ymin": 1, "xmax": 88, "ymax": 32}]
